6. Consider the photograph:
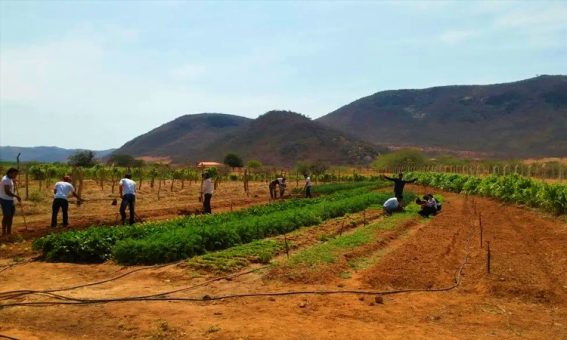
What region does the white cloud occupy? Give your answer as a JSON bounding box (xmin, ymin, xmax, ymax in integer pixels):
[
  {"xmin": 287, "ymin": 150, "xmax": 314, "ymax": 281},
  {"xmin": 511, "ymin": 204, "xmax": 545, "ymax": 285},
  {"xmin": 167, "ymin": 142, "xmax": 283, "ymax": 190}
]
[
  {"xmin": 439, "ymin": 30, "xmax": 478, "ymax": 45},
  {"xmin": 169, "ymin": 64, "xmax": 207, "ymax": 79},
  {"xmin": 0, "ymin": 38, "xmax": 104, "ymax": 102},
  {"xmin": 496, "ymin": 6, "xmax": 567, "ymax": 32}
]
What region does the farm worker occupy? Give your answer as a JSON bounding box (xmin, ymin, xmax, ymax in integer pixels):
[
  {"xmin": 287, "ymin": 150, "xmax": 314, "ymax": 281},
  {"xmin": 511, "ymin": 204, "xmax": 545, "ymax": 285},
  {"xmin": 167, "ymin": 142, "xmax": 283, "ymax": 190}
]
[
  {"xmin": 304, "ymin": 174, "xmax": 312, "ymax": 198},
  {"xmin": 119, "ymin": 173, "xmax": 137, "ymax": 225},
  {"xmin": 277, "ymin": 177, "xmax": 287, "ymax": 199},
  {"xmin": 51, "ymin": 175, "xmax": 82, "ymax": 228},
  {"xmin": 416, "ymin": 194, "xmax": 441, "ymax": 218},
  {"xmin": 382, "ymin": 173, "xmax": 416, "ymax": 201},
  {"xmin": 269, "ymin": 179, "xmax": 279, "ymax": 199},
  {"xmin": 383, "ymin": 197, "xmax": 401, "ymax": 216},
  {"xmin": 1, "ymin": 168, "xmax": 21, "ymax": 237},
  {"xmin": 201, "ymin": 172, "xmax": 213, "ymax": 214}
]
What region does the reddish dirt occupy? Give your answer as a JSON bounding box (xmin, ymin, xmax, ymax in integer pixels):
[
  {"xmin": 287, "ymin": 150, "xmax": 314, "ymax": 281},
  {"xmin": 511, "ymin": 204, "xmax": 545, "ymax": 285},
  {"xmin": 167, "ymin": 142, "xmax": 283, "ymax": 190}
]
[
  {"xmin": 0, "ymin": 180, "xmax": 300, "ymax": 259},
  {"xmin": 1, "ymin": 187, "xmax": 567, "ymax": 339}
]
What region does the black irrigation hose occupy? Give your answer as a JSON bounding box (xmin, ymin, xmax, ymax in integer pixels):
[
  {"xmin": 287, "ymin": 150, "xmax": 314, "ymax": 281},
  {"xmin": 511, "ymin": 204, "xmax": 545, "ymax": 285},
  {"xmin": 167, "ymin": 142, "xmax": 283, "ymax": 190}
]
[
  {"xmin": 0, "ymin": 259, "xmax": 35, "ymax": 274},
  {"xmin": 0, "ymin": 334, "xmax": 20, "ymax": 340},
  {"xmin": 0, "ymin": 266, "xmax": 269, "ymax": 306},
  {"xmin": 0, "ymin": 263, "xmax": 180, "ymax": 301},
  {"xmin": 1, "ymin": 200, "xmax": 475, "ymax": 310},
  {"xmin": 0, "ymin": 239, "xmax": 471, "ymax": 309}
]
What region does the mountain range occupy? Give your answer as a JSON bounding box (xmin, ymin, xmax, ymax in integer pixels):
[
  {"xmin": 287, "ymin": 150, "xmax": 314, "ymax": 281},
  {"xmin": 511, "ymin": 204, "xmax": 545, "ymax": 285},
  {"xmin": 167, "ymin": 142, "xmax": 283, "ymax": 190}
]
[
  {"xmin": 0, "ymin": 146, "xmax": 115, "ymax": 163},
  {"xmin": 4, "ymin": 75, "xmax": 566, "ymax": 165},
  {"xmin": 318, "ymin": 75, "xmax": 567, "ymax": 158},
  {"xmin": 116, "ymin": 111, "xmax": 383, "ymax": 165}
]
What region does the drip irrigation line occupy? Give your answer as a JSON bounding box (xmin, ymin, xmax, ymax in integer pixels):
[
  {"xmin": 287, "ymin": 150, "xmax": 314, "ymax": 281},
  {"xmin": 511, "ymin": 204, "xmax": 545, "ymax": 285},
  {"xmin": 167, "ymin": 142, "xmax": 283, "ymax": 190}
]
[
  {"xmin": 0, "ymin": 245, "xmax": 470, "ymax": 308},
  {"xmin": 0, "ymin": 263, "xmax": 177, "ymax": 300},
  {"xmin": 0, "ymin": 266, "xmax": 268, "ymax": 303},
  {"xmin": 0, "ymin": 259, "xmax": 35, "ymax": 274},
  {"xmin": 1, "ymin": 196, "xmax": 475, "ymax": 310},
  {"xmin": 0, "ymin": 334, "xmax": 20, "ymax": 340}
]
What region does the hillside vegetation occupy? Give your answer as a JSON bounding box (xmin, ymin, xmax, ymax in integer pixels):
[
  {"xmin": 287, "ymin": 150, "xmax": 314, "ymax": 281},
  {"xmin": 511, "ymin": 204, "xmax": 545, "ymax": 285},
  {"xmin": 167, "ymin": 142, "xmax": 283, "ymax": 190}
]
[{"xmin": 317, "ymin": 75, "xmax": 567, "ymax": 157}]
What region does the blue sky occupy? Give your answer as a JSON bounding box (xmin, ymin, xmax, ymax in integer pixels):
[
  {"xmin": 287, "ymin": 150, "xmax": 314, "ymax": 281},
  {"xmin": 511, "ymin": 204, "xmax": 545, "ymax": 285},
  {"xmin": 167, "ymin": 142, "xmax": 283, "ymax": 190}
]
[{"xmin": 1, "ymin": 0, "xmax": 566, "ymax": 150}]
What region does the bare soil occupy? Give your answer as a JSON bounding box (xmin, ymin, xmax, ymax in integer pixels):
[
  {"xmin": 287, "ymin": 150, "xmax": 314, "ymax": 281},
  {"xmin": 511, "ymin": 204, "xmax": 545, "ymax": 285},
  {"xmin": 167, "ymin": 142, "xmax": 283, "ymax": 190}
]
[{"xmin": 1, "ymin": 186, "xmax": 566, "ymax": 339}]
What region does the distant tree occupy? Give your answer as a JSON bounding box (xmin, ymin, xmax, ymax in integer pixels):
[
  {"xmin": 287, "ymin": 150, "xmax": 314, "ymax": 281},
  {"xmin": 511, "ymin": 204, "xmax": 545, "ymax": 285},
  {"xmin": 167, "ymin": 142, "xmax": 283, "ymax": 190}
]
[
  {"xmin": 205, "ymin": 167, "xmax": 218, "ymax": 178},
  {"xmin": 68, "ymin": 150, "xmax": 97, "ymax": 167},
  {"xmin": 247, "ymin": 160, "xmax": 263, "ymax": 169},
  {"xmin": 107, "ymin": 154, "xmax": 145, "ymax": 168},
  {"xmin": 294, "ymin": 160, "xmax": 329, "ymax": 177},
  {"xmin": 224, "ymin": 153, "xmax": 243, "ymax": 168},
  {"xmin": 310, "ymin": 161, "xmax": 329, "ymax": 177},
  {"xmin": 371, "ymin": 149, "xmax": 427, "ymax": 170},
  {"xmin": 295, "ymin": 161, "xmax": 312, "ymax": 176}
]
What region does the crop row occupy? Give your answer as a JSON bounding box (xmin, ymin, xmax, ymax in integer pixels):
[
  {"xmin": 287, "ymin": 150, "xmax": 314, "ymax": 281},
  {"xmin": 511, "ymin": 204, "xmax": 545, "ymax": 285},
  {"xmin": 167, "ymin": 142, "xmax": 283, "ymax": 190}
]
[
  {"xmin": 33, "ymin": 183, "xmax": 390, "ymax": 264},
  {"xmin": 409, "ymin": 172, "xmax": 567, "ymax": 215}
]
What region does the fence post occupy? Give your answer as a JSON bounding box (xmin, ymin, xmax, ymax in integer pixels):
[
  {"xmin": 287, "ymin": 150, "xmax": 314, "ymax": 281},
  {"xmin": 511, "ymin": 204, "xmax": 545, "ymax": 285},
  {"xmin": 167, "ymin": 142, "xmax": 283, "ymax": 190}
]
[
  {"xmin": 486, "ymin": 241, "xmax": 491, "ymax": 274},
  {"xmin": 479, "ymin": 212, "xmax": 483, "ymax": 249}
]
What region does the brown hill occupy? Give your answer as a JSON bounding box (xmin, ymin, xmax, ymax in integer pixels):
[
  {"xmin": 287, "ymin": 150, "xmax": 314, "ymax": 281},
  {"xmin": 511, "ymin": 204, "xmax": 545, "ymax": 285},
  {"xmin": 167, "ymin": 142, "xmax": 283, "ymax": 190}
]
[
  {"xmin": 115, "ymin": 113, "xmax": 252, "ymax": 163},
  {"xmin": 114, "ymin": 111, "xmax": 383, "ymax": 165},
  {"xmin": 317, "ymin": 75, "xmax": 567, "ymax": 158},
  {"xmin": 204, "ymin": 110, "xmax": 383, "ymax": 165}
]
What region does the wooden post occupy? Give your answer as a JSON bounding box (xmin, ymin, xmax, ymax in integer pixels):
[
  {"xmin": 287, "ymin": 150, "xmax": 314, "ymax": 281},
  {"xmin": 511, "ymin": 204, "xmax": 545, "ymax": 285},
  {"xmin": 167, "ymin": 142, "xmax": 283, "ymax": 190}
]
[
  {"xmin": 363, "ymin": 210, "xmax": 367, "ymax": 225},
  {"xmin": 284, "ymin": 234, "xmax": 290, "ymax": 259},
  {"xmin": 25, "ymin": 166, "xmax": 29, "ymax": 201},
  {"xmin": 99, "ymin": 167, "xmax": 105, "ymax": 190},
  {"xmin": 138, "ymin": 170, "xmax": 143, "ymax": 190},
  {"xmin": 157, "ymin": 169, "xmax": 163, "ymax": 200},
  {"xmin": 486, "ymin": 241, "xmax": 491, "ymax": 274},
  {"xmin": 77, "ymin": 168, "xmax": 84, "ymax": 198},
  {"xmin": 479, "ymin": 213, "xmax": 483, "ymax": 249}
]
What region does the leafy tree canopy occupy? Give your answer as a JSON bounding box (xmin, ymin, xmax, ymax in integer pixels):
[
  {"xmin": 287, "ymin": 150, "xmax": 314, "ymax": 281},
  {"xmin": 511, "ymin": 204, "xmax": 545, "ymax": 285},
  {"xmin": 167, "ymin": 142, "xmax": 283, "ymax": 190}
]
[
  {"xmin": 371, "ymin": 149, "xmax": 427, "ymax": 170},
  {"xmin": 107, "ymin": 154, "xmax": 145, "ymax": 168},
  {"xmin": 68, "ymin": 150, "xmax": 97, "ymax": 167},
  {"xmin": 246, "ymin": 160, "xmax": 263, "ymax": 169},
  {"xmin": 224, "ymin": 153, "xmax": 243, "ymax": 168},
  {"xmin": 295, "ymin": 160, "xmax": 329, "ymax": 176}
]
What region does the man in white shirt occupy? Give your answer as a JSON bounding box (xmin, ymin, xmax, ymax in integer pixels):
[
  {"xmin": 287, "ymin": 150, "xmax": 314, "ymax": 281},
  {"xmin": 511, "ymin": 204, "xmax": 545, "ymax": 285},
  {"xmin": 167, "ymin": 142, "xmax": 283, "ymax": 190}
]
[
  {"xmin": 119, "ymin": 173, "xmax": 137, "ymax": 225},
  {"xmin": 383, "ymin": 197, "xmax": 401, "ymax": 216},
  {"xmin": 1, "ymin": 168, "xmax": 21, "ymax": 236},
  {"xmin": 51, "ymin": 175, "xmax": 82, "ymax": 228},
  {"xmin": 277, "ymin": 177, "xmax": 287, "ymax": 199},
  {"xmin": 304, "ymin": 175, "xmax": 312, "ymax": 198},
  {"xmin": 201, "ymin": 172, "xmax": 213, "ymax": 214}
]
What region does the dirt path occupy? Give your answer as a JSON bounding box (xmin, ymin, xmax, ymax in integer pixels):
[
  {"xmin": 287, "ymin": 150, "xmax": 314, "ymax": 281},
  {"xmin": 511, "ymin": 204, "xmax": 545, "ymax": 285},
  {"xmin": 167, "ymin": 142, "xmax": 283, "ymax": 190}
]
[{"xmin": 1, "ymin": 188, "xmax": 566, "ymax": 339}]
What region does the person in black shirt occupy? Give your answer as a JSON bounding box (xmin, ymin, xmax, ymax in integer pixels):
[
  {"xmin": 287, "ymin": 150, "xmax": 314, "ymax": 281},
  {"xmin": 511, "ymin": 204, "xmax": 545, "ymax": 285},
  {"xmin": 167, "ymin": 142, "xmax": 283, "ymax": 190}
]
[
  {"xmin": 382, "ymin": 173, "xmax": 416, "ymax": 200},
  {"xmin": 269, "ymin": 179, "xmax": 279, "ymax": 199}
]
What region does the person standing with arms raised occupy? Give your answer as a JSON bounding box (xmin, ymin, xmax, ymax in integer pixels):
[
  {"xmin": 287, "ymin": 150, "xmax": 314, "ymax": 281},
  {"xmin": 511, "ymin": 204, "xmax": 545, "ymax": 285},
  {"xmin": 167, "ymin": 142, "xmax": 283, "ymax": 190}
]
[
  {"xmin": 382, "ymin": 172, "xmax": 416, "ymax": 201},
  {"xmin": 1, "ymin": 168, "xmax": 21, "ymax": 237},
  {"xmin": 51, "ymin": 175, "xmax": 82, "ymax": 228}
]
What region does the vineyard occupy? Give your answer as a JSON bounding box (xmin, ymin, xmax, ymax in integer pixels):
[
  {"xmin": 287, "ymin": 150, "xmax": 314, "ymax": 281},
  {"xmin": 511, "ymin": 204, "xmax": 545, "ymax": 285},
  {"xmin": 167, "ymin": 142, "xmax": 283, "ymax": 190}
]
[
  {"xmin": 1, "ymin": 173, "xmax": 566, "ymax": 339},
  {"xmin": 32, "ymin": 183, "xmax": 394, "ymax": 264},
  {"xmin": 409, "ymin": 172, "xmax": 567, "ymax": 215}
]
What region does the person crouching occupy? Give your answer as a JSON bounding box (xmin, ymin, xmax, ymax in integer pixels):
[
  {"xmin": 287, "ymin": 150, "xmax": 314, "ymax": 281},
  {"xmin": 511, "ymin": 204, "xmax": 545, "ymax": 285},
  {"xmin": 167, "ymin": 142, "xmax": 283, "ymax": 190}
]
[
  {"xmin": 417, "ymin": 194, "xmax": 441, "ymax": 218},
  {"xmin": 383, "ymin": 197, "xmax": 402, "ymax": 216}
]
